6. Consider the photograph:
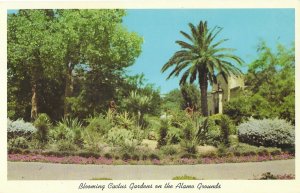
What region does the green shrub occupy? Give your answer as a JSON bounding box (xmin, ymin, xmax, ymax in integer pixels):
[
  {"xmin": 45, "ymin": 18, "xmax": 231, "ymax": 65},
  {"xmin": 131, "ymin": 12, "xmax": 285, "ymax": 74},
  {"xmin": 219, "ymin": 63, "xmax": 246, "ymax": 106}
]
[
  {"xmin": 157, "ymin": 119, "xmax": 168, "ymax": 147},
  {"xmin": 259, "ymin": 172, "xmax": 277, "ymax": 180},
  {"xmin": 86, "ymin": 116, "xmax": 113, "ymax": 135},
  {"xmin": 7, "ymin": 118, "xmax": 37, "ymax": 140},
  {"xmin": 56, "ymin": 140, "xmax": 77, "ymax": 151},
  {"xmin": 115, "ymin": 111, "xmax": 135, "ymax": 130},
  {"xmin": 104, "ymin": 153, "xmax": 113, "ymax": 159},
  {"xmin": 238, "ymin": 118, "xmax": 295, "ymax": 148},
  {"xmin": 106, "ymin": 127, "xmax": 134, "ymax": 146},
  {"xmin": 51, "ymin": 117, "xmax": 84, "ymax": 148},
  {"xmin": 182, "ymin": 141, "xmax": 197, "ymax": 154},
  {"xmin": 169, "ymin": 109, "xmax": 190, "ymax": 128},
  {"xmin": 180, "ymin": 153, "xmax": 197, "ymax": 159},
  {"xmin": 223, "ymin": 94, "xmax": 252, "ymax": 125},
  {"xmin": 160, "ymin": 145, "xmax": 179, "ymax": 156},
  {"xmin": 77, "ymin": 151, "xmax": 100, "ymax": 158},
  {"xmin": 196, "ymin": 118, "xmax": 221, "ymax": 146},
  {"xmin": 217, "ymin": 144, "xmax": 228, "ymax": 157},
  {"xmin": 172, "ymin": 175, "xmax": 198, "ymax": 180},
  {"xmin": 167, "ymin": 126, "xmax": 182, "ymax": 144},
  {"xmin": 122, "ymin": 153, "xmax": 131, "ymax": 161},
  {"xmin": 201, "ymin": 151, "xmax": 218, "ymax": 158},
  {"xmin": 8, "ymin": 137, "xmax": 29, "ymax": 149},
  {"xmin": 142, "ymin": 154, "xmax": 148, "ymax": 160},
  {"xmin": 219, "ymin": 115, "xmax": 231, "ymax": 146},
  {"xmin": 34, "ymin": 113, "xmax": 51, "ymax": 145},
  {"xmin": 132, "ymin": 154, "xmax": 140, "ymax": 161},
  {"xmin": 149, "ymin": 153, "xmax": 160, "ymax": 160},
  {"xmin": 228, "ymin": 143, "xmax": 281, "ymax": 157},
  {"xmin": 270, "ymin": 149, "xmax": 281, "ymax": 156}
]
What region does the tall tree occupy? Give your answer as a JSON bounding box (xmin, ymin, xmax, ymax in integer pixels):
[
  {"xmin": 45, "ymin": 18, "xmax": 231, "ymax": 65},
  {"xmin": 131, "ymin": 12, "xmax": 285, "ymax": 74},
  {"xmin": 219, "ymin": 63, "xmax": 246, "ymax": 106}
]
[
  {"xmin": 56, "ymin": 10, "xmax": 142, "ymax": 117},
  {"xmin": 161, "ymin": 21, "xmax": 243, "ymax": 116},
  {"xmin": 8, "ymin": 10, "xmax": 64, "ymax": 120}
]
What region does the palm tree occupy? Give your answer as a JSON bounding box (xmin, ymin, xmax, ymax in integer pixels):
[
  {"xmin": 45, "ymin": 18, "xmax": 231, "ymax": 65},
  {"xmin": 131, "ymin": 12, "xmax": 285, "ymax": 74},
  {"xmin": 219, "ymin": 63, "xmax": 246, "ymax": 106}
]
[{"xmin": 161, "ymin": 21, "xmax": 243, "ymax": 116}]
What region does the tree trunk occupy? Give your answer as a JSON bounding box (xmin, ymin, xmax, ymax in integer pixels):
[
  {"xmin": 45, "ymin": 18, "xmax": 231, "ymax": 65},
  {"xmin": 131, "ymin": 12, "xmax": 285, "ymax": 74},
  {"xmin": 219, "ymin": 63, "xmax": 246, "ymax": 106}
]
[
  {"xmin": 199, "ymin": 72, "xmax": 208, "ymax": 117},
  {"xmin": 31, "ymin": 82, "xmax": 38, "ymax": 121},
  {"xmin": 64, "ymin": 64, "xmax": 73, "ymax": 117}
]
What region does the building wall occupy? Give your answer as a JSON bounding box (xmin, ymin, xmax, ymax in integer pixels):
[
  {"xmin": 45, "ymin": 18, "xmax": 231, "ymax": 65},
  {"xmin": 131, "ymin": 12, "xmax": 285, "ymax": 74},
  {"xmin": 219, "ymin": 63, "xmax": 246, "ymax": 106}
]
[{"xmin": 208, "ymin": 73, "xmax": 245, "ymax": 115}]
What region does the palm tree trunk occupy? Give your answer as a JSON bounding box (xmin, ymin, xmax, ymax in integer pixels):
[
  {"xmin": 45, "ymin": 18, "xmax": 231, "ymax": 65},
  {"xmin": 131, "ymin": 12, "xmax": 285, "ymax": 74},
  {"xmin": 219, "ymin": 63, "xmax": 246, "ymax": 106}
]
[
  {"xmin": 64, "ymin": 64, "xmax": 73, "ymax": 117},
  {"xmin": 199, "ymin": 72, "xmax": 208, "ymax": 117},
  {"xmin": 31, "ymin": 82, "xmax": 38, "ymax": 120}
]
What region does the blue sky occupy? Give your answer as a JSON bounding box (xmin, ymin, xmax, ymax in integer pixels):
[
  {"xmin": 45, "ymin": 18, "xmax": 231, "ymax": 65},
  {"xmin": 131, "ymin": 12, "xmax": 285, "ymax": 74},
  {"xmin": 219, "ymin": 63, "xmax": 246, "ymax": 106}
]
[
  {"xmin": 8, "ymin": 9, "xmax": 295, "ymax": 94},
  {"xmin": 122, "ymin": 9, "xmax": 295, "ymax": 94}
]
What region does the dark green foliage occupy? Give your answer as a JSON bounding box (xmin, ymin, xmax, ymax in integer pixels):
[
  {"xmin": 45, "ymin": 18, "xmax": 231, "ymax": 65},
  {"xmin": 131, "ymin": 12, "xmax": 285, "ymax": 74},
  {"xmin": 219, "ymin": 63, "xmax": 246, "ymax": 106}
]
[
  {"xmin": 167, "ymin": 127, "xmax": 183, "ymax": 144},
  {"xmin": 86, "ymin": 116, "xmax": 113, "ymax": 135},
  {"xmin": 161, "ymin": 89, "xmax": 183, "ymax": 111},
  {"xmin": 34, "ymin": 113, "xmax": 51, "ymax": 145},
  {"xmin": 180, "ymin": 84, "xmax": 201, "ymax": 111},
  {"xmin": 157, "ymin": 120, "xmax": 169, "ymax": 147},
  {"xmin": 77, "ymin": 151, "xmax": 100, "ymax": 159},
  {"xmin": 225, "ymin": 42, "xmax": 295, "ymax": 125},
  {"xmin": 8, "ymin": 137, "xmax": 29, "ymax": 149},
  {"xmin": 122, "ymin": 153, "xmax": 131, "ymax": 161},
  {"xmin": 56, "ymin": 140, "xmax": 77, "ymax": 151},
  {"xmin": 219, "ymin": 115, "xmax": 231, "ymax": 146},
  {"xmin": 196, "ymin": 114, "xmax": 235, "ymax": 147},
  {"xmin": 160, "ymin": 145, "xmax": 179, "ymax": 156},
  {"xmin": 259, "ymin": 172, "xmax": 277, "ymax": 180},
  {"xmin": 149, "ymin": 153, "xmax": 160, "ymax": 160},
  {"xmin": 8, "ymin": 10, "xmax": 143, "ymax": 121},
  {"xmin": 223, "ymin": 92, "xmax": 252, "ymax": 125},
  {"xmin": 228, "ymin": 143, "xmax": 282, "ymax": 157},
  {"xmin": 104, "ymin": 153, "xmax": 113, "ymax": 159},
  {"xmin": 132, "ymin": 154, "xmax": 140, "ymax": 161},
  {"xmin": 180, "ymin": 153, "xmax": 197, "ymax": 159}
]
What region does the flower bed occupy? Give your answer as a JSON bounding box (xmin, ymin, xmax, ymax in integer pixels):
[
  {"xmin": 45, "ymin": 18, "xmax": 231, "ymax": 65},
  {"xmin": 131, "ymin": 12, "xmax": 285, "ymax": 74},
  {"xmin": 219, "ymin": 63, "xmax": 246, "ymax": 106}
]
[{"xmin": 8, "ymin": 152, "xmax": 294, "ymax": 165}]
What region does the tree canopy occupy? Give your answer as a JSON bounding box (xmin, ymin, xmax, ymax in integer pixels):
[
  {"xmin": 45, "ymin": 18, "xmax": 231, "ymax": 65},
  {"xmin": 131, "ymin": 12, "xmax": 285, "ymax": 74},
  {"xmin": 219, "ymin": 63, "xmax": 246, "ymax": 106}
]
[{"xmin": 8, "ymin": 9, "xmax": 143, "ymax": 121}]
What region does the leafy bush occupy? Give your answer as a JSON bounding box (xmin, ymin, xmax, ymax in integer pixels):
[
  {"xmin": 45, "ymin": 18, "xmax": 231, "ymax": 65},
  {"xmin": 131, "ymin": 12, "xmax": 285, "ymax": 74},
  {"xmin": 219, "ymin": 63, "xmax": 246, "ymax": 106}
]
[
  {"xmin": 167, "ymin": 126, "xmax": 182, "ymax": 144},
  {"xmin": 106, "ymin": 127, "xmax": 134, "ymax": 146},
  {"xmin": 180, "ymin": 153, "xmax": 197, "ymax": 159},
  {"xmin": 86, "ymin": 115, "xmax": 113, "ymax": 135},
  {"xmin": 8, "ymin": 137, "xmax": 29, "ymax": 149},
  {"xmin": 7, "ymin": 118, "xmax": 37, "ymax": 140},
  {"xmin": 149, "ymin": 153, "xmax": 160, "ymax": 160},
  {"xmin": 238, "ymin": 118, "xmax": 295, "ymax": 148},
  {"xmin": 50, "ymin": 117, "xmax": 84, "ymax": 149},
  {"xmin": 160, "ymin": 145, "xmax": 179, "ymax": 156},
  {"xmin": 56, "ymin": 140, "xmax": 77, "ymax": 151},
  {"xmin": 157, "ymin": 119, "xmax": 169, "ymax": 147},
  {"xmin": 223, "ymin": 92, "xmax": 252, "ymax": 125},
  {"xmin": 228, "ymin": 143, "xmax": 281, "ymax": 157},
  {"xmin": 115, "ymin": 111, "xmax": 135, "ymax": 129},
  {"xmin": 196, "ymin": 115, "xmax": 240, "ymax": 147},
  {"xmin": 34, "ymin": 113, "xmax": 51, "ymax": 144}
]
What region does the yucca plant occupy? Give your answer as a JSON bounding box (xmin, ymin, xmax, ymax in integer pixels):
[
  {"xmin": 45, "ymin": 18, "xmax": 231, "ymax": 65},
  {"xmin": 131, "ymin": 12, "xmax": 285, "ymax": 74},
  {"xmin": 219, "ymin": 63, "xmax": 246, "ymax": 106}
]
[{"xmin": 125, "ymin": 90, "xmax": 152, "ymax": 127}]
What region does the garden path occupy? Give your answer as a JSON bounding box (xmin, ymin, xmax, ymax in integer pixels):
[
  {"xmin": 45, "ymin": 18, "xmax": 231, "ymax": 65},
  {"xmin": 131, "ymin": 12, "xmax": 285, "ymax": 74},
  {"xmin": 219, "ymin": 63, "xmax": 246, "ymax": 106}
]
[{"xmin": 8, "ymin": 159, "xmax": 294, "ymax": 180}]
